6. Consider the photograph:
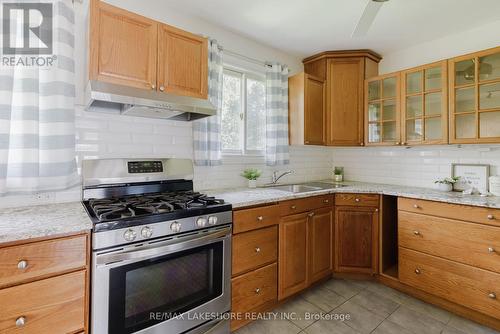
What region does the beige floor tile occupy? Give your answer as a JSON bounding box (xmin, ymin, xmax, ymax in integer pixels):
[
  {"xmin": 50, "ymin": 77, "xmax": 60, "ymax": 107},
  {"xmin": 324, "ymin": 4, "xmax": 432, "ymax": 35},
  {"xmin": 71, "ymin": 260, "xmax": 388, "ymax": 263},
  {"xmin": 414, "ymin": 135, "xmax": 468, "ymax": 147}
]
[
  {"xmin": 349, "ymin": 289, "xmax": 400, "ymax": 318},
  {"xmin": 364, "ymin": 282, "xmax": 413, "ymax": 304},
  {"xmin": 372, "ymin": 320, "xmax": 413, "ymax": 334},
  {"xmin": 322, "ymin": 278, "xmax": 365, "ymax": 299},
  {"xmin": 235, "ymin": 319, "xmax": 301, "ymax": 334},
  {"xmin": 333, "ymin": 299, "xmax": 385, "ymax": 334},
  {"xmin": 301, "ymin": 285, "xmax": 347, "ymax": 312},
  {"xmin": 387, "ymin": 306, "xmax": 446, "ymax": 334},
  {"xmin": 304, "ymin": 318, "xmax": 360, "ymax": 334},
  {"xmin": 275, "ymin": 297, "xmax": 324, "ymax": 329},
  {"xmin": 401, "ymin": 296, "xmax": 452, "ymax": 324},
  {"xmin": 447, "ymin": 314, "xmax": 500, "ymax": 334}
]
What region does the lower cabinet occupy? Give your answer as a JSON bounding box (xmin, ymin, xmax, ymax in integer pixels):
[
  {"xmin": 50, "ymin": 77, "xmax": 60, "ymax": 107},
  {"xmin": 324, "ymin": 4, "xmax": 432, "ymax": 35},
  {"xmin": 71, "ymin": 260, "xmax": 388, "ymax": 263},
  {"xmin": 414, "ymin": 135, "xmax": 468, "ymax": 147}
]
[
  {"xmin": 309, "ymin": 207, "xmax": 334, "ymax": 284},
  {"xmin": 335, "ymin": 205, "xmax": 379, "ymax": 274}
]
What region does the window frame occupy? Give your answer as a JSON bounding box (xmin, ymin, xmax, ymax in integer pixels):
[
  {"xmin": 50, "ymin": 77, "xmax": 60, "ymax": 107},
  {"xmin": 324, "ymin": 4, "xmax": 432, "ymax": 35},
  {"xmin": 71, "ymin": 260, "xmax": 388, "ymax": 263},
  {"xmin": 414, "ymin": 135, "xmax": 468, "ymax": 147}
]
[{"xmin": 221, "ymin": 65, "xmax": 266, "ymax": 156}]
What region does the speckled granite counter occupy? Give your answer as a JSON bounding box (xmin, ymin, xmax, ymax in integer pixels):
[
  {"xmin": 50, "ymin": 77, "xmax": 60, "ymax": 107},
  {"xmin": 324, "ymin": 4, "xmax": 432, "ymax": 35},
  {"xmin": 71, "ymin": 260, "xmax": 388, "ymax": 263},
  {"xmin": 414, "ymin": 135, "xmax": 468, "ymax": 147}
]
[
  {"xmin": 0, "ymin": 202, "xmax": 92, "ymax": 244},
  {"xmin": 208, "ymin": 180, "xmax": 500, "ymax": 209}
]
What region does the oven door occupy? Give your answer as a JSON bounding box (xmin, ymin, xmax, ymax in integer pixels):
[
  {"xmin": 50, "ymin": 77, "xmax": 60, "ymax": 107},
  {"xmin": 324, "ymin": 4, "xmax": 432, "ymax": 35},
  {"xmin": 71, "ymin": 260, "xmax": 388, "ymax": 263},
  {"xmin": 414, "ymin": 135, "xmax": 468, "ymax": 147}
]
[{"xmin": 92, "ymin": 226, "xmax": 231, "ymax": 334}]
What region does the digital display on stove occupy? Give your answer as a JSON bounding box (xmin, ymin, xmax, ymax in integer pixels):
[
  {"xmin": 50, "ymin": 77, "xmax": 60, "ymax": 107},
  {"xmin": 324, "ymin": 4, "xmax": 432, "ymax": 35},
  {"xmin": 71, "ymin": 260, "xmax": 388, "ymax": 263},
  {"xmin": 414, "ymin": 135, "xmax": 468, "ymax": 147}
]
[{"xmin": 128, "ymin": 161, "xmax": 163, "ymax": 174}]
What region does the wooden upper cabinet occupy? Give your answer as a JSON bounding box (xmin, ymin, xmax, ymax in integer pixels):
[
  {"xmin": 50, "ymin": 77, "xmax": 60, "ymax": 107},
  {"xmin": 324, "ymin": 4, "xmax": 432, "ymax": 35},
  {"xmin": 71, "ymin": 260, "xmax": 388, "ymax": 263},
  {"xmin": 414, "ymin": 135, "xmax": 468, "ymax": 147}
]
[
  {"xmin": 365, "ymin": 72, "xmax": 401, "ymax": 146},
  {"xmin": 90, "ymin": 0, "xmax": 158, "ymax": 90},
  {"xmin": 401, "ymin": 61, "xmax": 448, "ymax": 145},
  {"xmin": 158, "ymin": 24, "xmax": 208, "ymax": 99},
  {"xmin": 449, "ymin": 46, "xmax": 500, "ymax": 144},
  {"xmin": 289, "ymin": 72, "xmax": 326, "ymax": 145},
  {"xmin": 335, "ymin": 205, "xmax": 379, "ymax": 274}
]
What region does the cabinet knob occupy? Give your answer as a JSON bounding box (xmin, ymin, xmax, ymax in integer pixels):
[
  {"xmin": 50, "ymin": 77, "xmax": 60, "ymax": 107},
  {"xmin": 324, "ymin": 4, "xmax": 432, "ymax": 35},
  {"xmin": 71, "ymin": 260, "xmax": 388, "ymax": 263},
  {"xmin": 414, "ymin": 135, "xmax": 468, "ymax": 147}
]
[
  {"xmin": 257, "ymin": 216, "xmax": 263, "ymax": 221},
  {"xmin": 487, "ymin": 214, "xmax": 495, "ymax": 220},
  {"xmin": 488, "ymin": 247, "xmax": 495, "ymax": 253},
  {"xmin": 291, "ymin": 205, "xmax": 297, "ymax": 210},
  {"xmin": 402, "ymin": 142, "xmax": 407, "ymax": 146},
  {"xmin": 414, "ymin": 268, "xmax": 422, "ymax": 275},
  {"xmin": 15, "ymin": 316, "xmax": 26, "ymax": 328},
  {"xmin": 255, "ymin": 247, "xmax": 261, "ymax": 253},
  {"xmin": 413, "ymin": 204, "xmax": 420, "ymax": 209},
  {"xmin": 374, "ymin": 208, "xmax": 379, "ymax": 212},
  {"xmin": 323, "ymin": 199, "xmax": 329, "ymax": 203},
  {"xmin": 360, "ymin": 143, "xmax": 365, "ymax": 146},
  {"xmin": 255, "ymin": 288, "xmax": 261, "ymax": 294},
  {"xmin": 151, "ymin": 84, "xmax": 156, "ymax": 89},
  {"xmin": 17, "ymin": 260, "xmax": 28, "ymax": 270},
  {"xmin": 355, "ymin": 198, "xmax": 360, "ymax": 202},
  {"xmin": 413, "ymin": 230, "xmax": 420, "ymax": 236},
  {"xmin": 308, "ymin": 212, "xmax": 315, "ymax": 217},
  {"xmin": 159, "ymin": 86, "xmax": 165, "ymax": 92},
  {"xmin": 488, "ymin": 292, "xmax": 496, "ymax": 299},
  {"xmin": 396, "ymin": 142, "xmax": 400, "ymax": 145}
]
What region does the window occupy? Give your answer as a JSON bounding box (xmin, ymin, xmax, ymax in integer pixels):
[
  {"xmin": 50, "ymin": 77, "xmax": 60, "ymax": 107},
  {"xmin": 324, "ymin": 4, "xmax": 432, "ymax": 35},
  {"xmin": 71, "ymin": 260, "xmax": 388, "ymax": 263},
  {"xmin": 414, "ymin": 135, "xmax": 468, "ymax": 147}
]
[{"xmin": 221, "ymin": 68, "xmax": 266, "ymax": 155}]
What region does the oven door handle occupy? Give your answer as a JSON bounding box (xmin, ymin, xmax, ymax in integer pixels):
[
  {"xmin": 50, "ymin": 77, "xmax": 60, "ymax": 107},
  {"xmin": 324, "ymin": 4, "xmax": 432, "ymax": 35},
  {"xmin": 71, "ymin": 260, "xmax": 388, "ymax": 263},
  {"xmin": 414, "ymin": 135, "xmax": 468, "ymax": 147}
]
[{"xmin": 95, "ymin": 226, "xmax": 231, "ymax": 266}]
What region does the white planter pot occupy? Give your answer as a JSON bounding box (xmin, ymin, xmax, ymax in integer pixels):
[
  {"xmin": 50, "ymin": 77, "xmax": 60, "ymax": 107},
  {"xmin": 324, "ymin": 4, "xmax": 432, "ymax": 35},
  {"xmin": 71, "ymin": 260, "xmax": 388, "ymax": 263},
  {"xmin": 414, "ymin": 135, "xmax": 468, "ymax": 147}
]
[
  {"xmin": 436, "ymin": 183, "xmax": 453, "ymax": 192},
  {"xmin": 248, "ymin": 180, "xmax": 257, "ymax": 188}
]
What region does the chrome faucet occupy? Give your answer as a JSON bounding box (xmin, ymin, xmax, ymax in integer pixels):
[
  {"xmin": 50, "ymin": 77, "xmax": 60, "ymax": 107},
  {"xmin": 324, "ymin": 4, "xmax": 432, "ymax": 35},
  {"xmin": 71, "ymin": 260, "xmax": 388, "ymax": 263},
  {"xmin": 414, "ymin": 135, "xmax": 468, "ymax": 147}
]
[{"xmin": 271, "ymin": 170, "xmax": 293, "ymax": 185}]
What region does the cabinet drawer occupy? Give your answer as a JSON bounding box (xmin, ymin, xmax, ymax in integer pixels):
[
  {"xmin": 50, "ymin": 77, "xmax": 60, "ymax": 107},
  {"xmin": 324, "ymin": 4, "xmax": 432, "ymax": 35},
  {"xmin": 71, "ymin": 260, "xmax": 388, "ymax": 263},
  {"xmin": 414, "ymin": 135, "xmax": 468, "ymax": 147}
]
[
  {"xmin": 233, "ymin": 205, "xmax": 280, "ymax": 234},
  {"xmin": 399, "ymin": 247, "xmax": 500, "ymax": 319},
  {"xmin": 335, "ymin": 193, "xmax": 379, "ymax": 207},
  {"xmin": 232, "ymin": 263, "xmax": 277, "ymax": 315},
  {"xmin": 0, "ymin": 235, "xmax": 87, "ymax": 288},
  {"xmin": 279, "ymin": 195, "xmax": 333, "ymax": 216},
  {"xmin": 232, "ymin": 226, "xmax": 278, "ymax": 276},
  {"xmin": 0, "ymin": 270, "xmax": 86, "ymax": 334},
  {"xmin": 399, "ymin": 211, "xmax": 500, "ymax": 273},
  {"xmin": 398, "ymin": 198, "xmax": 500, "ymax": 227}
]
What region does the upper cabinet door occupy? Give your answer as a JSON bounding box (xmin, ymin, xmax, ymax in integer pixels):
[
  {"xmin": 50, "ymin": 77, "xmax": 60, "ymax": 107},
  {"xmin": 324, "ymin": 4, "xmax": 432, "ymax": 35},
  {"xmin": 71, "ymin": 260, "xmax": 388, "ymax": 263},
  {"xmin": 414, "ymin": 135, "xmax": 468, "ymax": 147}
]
[
  {"xmin": 326, "ymin": 58, "xmax": 365, "ymax": 146},
  {"xmin": 401, "ymin": 61, "xmax": 448, "ymax": 145},
  {"xmin": 90, "ymin": 0, "xmax": 157, "ymax": 90},
  {"xmin": 158, "ymin": 24, "xmax": 208, "ymax": 99},
  {"xmin": 450, "ymin": 47, "xmax": 500, "ymax": 144},
  {"xmin": 365, "ymin": 73, "xmax": 401, "ymax": 146},
  {"xmin": 304, "ymin": 74, "xmax": 326, "ymax": 145}
]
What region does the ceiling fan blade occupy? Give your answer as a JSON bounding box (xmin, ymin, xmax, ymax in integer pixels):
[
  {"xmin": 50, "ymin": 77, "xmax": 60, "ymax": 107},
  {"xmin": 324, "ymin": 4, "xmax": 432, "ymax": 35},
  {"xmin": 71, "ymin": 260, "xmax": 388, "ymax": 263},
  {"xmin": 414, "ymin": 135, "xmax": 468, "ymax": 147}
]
[{"xmin": 351, "ymin": 1, "xmax": 383, "ymax": 38}]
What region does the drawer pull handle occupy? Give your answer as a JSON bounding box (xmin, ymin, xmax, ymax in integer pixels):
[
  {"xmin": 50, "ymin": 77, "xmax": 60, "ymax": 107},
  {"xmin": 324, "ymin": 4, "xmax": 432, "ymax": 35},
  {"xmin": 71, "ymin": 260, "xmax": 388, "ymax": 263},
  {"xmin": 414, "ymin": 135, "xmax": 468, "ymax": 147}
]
[
  {"xmin": 255, "ymin": 247, "xmax": 261, "ymax": 253},
  {"xmin": 488, "ymin": 247, "xmax": 495, "ymax": 253},
  {"xmin": 487, "ymin": 215, "xmax": 495, "ymax": 220},
  {"xmin": 355, "ymin": 198, "xmax": 360, "ymax": 202},
  {"xmin": 413, "ymin": 231, "xmax": 420, "ymax": 236},
  {"xmin": 414, "ymin": 268, "xmax": 422, "ymax": 275},
  {"xmin": 308, "ymin": 212, "xmax": 315, "ymax": 217},
  {"xmin": 257, "ymin": 216, "xmax": 264, "ymax": 221},
  {"xmin": 255, "ymin": 288, "xmax": 261, "ymax": 294},
  {"xmin": 15, "ymin": 316, "xmax": 26, "ymax": 328},
  {"xmin": 291, "ymin": 205, "xmax": 297, "ymax": 210},
  {"xmin": 413, "ymin": 204, "xmax": 420, "ymax": 209},
  {"xmin": 488, "ymin": 292, "xmax": 496, "ymax": 299},
  {"xmin": 17, "ymin": 260, "xmax": 28, "ymax": 270}
]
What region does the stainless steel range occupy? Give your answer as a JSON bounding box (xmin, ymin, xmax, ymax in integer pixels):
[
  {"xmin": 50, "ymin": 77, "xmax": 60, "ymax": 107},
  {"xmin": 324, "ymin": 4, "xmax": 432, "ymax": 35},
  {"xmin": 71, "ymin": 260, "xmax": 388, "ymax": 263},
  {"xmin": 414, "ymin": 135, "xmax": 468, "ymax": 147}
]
[{"xmin": 82, "ymin": 158, "xmax": 232, "ymax": 334}]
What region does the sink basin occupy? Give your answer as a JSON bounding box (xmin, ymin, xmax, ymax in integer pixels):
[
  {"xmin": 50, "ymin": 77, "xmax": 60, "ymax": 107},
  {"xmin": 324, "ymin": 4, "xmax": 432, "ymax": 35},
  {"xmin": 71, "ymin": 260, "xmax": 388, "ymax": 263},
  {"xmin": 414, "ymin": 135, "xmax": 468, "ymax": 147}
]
[{"xmin": 270, "ymin": 184, "xmax": 323, "ymax": 193}]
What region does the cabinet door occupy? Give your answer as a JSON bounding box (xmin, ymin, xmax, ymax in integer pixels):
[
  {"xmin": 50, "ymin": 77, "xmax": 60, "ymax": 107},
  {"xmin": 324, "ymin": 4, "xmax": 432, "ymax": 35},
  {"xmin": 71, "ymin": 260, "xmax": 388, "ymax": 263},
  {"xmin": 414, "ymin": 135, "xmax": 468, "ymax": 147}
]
[
  {"xmin": 90, "ymin": 0, "xmax": 157, "ymax": 90},
  {"xmin": 278, "ymin": 213, "xmax": 309, "ymax": 300},
  {"xmin": 309, "ymin": 207, "xmax": 333, "ymax": 283},
  {"xmin": 335, "ymin": 206, "xmax": 379, "ymax": 274},
  {"xmin": 326, "ymin": 58, "xmax": 364, "ymax": 146},
  {"xmin": 304, "ymin": 74, "xmax": 326, "ymax": 145},
  {"xmin": 158, "ymin": 24, "xmax": 208, "ymax": 99}
]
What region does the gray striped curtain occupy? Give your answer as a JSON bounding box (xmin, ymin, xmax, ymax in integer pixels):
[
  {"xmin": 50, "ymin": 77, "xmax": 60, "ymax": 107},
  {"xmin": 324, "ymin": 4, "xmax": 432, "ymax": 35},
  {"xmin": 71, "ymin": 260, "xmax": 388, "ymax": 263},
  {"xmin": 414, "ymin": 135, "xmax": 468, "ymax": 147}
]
[
  {"xmin": 192, "ymin": 39, "xmax": 223, "ymax": 166},
  {"xmin": 265, "ymin": 63, "xmax": 290, "ymax": 166},
  {"xmin": 0, "ymin": 0, "xmax": 77, "ymax": 195}
]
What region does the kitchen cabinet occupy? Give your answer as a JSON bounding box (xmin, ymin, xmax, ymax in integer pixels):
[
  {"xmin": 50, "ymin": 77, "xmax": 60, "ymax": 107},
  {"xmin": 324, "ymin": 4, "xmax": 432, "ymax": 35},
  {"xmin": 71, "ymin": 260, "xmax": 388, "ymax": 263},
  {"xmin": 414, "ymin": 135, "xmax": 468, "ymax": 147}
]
[
  {"xmin": 297, "ymin": 50, "xmax": 381, "ymax": 147},
  {"xmin": 90, "ymin": 0, "xmax": 208, "ymax": 99},
  {"xmin": 90, "ymin": 0, "xmax": 158, "ymax": 90},
  {"xmin": 289, "ymin": 72, "xmax": 326, "ymax": 145},
  {"xmin": 308, "ymin": 207, "xmax": 334, "ymax": 283},
  {"xmin": 365, "ymin": 73, "xmax": 401, "ymax": 146},
  {"xmin": 334, "ymin": 194, "xmax": 379, "ymax": 274},
  {"xmin": 158, "ymin": 23, "xmax": 208, "ymax": 99},
  {"xmin": 449, "ymin": 46, "xmax": 500, "ymax": 143},
  {"xmin": 401, "ymin": 61, "xmax": 448, "ymax": 145}
]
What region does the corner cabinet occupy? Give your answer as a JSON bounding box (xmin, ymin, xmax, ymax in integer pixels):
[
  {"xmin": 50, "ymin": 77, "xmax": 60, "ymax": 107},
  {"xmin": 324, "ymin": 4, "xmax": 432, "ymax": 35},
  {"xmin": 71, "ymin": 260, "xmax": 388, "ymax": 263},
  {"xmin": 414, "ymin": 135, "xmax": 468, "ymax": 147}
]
[
  {"xmin": 449, "ymin": 46, "xmax": 500, "ymax": 143},
  {"xmin": 365, "ymin": 73, "xmax": 401, "ymax": 146},
  {"xmin": 89, "ymin": 0, "xmax": 208, "ymax": 99}
]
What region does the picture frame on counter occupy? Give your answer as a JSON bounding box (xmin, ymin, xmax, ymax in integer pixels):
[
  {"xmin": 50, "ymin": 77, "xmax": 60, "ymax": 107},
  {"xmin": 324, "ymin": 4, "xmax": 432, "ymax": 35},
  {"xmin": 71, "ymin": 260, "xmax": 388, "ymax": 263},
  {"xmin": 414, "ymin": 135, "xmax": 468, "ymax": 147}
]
[{"xmin": 451, "ymin": 163, "xmax": 490, "ymax": 193}]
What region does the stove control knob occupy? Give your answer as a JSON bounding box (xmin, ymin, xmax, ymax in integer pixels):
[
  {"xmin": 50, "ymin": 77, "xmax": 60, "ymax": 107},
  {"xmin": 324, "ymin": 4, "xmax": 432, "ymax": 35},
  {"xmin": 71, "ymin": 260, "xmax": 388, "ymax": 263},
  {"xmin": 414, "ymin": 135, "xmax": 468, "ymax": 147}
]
[
  {"xmin": 196, "ymin": 217, "xmax": 207, "ymax": 227},
  {"xmin": 208, "ymin": 216, "xmax": 218, "ymax": 225},
  {"xmin": 141, "ymin": 226, "xmax": 153, "ymax": 239},
  {"xmin": 170, "ymin": 222, "xmax": 182, "ymax": 233},
  {"xmin": 123, "ymin": 229, "xmax": 137, "ymax": 241}
]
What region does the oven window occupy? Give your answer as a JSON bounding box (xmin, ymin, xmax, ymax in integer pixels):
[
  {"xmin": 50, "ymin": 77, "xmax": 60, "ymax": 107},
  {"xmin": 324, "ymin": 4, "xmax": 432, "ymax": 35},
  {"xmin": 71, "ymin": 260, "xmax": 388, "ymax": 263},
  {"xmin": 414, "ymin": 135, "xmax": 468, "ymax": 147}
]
[{"xmin": 108, "ymin": 241, "xmax": 223, "ymax": 334}]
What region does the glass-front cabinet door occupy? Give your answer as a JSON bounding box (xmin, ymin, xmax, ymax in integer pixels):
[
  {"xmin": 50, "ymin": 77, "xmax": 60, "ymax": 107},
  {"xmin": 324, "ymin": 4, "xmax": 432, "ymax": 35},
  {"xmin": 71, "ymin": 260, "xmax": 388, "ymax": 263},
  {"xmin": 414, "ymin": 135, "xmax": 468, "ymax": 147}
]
[
  {"xmin": 401, "ymin": 61, "xmax": 448, "ymax": 145},
  {"xmin": 365, "ymin": 73, "xmax": 401, "ymax": 145},
  {"xmin": 450, "ymin": 47, "xmax": 500, "ymax": 143}
]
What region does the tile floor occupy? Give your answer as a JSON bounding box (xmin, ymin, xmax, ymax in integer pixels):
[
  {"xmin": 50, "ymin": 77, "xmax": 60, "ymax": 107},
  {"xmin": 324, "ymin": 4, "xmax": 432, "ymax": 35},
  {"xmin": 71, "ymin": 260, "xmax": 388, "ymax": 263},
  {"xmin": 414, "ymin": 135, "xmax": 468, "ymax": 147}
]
[{"xmin": 235, "ymin": 278, "xmax": 499, "ymax": 334}]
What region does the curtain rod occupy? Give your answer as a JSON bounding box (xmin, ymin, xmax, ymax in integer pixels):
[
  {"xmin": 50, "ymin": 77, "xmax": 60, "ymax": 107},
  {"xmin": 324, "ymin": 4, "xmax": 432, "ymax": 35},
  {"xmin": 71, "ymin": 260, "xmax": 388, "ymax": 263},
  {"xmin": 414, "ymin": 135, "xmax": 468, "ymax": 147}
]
[{"xmin": 223, "ymin": 49, "xmax": 276, "ymax": 68}]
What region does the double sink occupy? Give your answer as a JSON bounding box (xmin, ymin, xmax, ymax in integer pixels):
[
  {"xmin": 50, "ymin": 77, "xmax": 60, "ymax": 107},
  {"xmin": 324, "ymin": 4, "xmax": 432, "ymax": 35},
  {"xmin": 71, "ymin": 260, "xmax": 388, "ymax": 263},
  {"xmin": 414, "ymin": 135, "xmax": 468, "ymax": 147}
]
[{"xmin": 265, "ymin": 181, "xmax": 347, "ymax": 193}]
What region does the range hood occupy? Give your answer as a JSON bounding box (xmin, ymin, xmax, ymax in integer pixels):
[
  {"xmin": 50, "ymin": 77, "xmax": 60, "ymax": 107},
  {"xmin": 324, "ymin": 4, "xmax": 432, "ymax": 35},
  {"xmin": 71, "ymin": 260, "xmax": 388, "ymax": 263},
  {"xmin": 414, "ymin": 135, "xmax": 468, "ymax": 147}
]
[{"xmin": 85, "ymin": 80, "xmax": 216, "ymax": 121}]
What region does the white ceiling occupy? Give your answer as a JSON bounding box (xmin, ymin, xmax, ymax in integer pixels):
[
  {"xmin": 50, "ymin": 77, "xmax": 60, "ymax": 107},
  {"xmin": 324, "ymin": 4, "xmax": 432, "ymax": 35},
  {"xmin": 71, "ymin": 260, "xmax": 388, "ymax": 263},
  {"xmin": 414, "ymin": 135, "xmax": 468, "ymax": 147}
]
[{"xmin": 165, "ymin": 0, "xmax": 500, "ymax": 58}]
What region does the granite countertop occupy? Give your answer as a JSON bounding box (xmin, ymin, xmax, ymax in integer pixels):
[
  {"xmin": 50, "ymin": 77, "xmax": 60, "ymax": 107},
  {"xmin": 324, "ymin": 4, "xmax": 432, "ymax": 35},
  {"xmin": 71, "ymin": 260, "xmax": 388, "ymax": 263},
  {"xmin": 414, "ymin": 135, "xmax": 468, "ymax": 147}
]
[
  {"xmin": 208, "ymin": 180, "xmax": 500, "ymax": 209},
  {"xmin": 0, "ymin": 202, "xmax": 92, "ymax": 244}
]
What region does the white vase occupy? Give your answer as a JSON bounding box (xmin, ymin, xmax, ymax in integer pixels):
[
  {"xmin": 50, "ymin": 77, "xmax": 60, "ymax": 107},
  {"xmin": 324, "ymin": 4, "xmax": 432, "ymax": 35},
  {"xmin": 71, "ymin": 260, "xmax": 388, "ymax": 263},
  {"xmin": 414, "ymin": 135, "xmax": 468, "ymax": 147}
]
[
  {"xmin": 436, "ymin": 183, "xmax": 452, "ymax": 192},
  {"xmin": 248, "ymin": 180, "xmax": 257, "ymax": 188}
]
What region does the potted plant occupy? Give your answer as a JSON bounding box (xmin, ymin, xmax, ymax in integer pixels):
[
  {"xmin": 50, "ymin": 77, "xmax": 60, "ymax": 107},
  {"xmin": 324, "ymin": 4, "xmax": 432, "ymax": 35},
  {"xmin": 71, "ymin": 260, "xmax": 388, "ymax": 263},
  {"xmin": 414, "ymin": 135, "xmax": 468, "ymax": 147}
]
[
  {"xmin": 434, "ymin": 176, "xmax": 460, "ymax": 192},
  {"xmin": 333, "ymin": 166, "xmax": 344, "ymax": 182},
  {"xmin": 241, "ymin": 168, "xmax": 262, "ymax": 188}
]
